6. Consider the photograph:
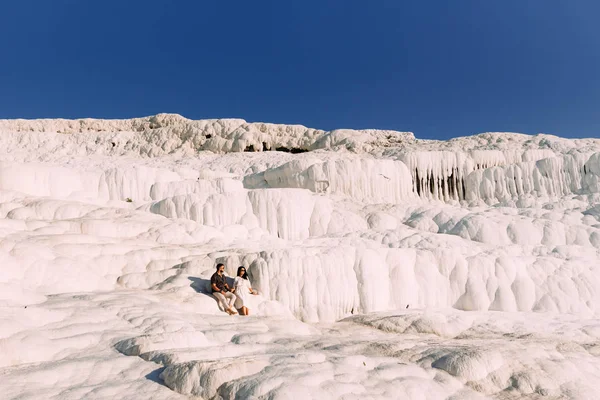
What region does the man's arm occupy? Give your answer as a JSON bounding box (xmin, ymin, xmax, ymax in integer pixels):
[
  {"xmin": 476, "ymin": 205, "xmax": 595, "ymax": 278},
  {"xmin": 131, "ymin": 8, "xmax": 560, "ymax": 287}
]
[{"xmin": 211, "ymin": 275, "xmax": 226, "ymax": 293}]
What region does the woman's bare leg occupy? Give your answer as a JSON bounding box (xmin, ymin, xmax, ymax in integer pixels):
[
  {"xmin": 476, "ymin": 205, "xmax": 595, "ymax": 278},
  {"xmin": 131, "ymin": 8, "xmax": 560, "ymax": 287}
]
[{"xmin": 242, "ymin": 306, "xmax": 248, "ymax": 316}]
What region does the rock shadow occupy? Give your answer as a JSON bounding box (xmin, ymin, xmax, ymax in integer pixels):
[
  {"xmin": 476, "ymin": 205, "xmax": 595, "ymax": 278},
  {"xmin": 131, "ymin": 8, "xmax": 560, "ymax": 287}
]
[
  {"xmin": 145, "ymin": 367, "xmax": 166, "ymax": 384},
  {"xmin": 145, "ymin": 366, "xmax": 173, "ymax": 393},
  {"xmin": 188, "ymin": 276, "xmax": 212, "ymax": 295}
]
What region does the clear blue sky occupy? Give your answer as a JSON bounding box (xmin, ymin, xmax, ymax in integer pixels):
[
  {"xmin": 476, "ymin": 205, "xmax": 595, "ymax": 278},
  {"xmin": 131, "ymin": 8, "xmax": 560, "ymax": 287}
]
[{"xmin": 1, "ymin": 1, "xmax": 599, "ymax": 140}]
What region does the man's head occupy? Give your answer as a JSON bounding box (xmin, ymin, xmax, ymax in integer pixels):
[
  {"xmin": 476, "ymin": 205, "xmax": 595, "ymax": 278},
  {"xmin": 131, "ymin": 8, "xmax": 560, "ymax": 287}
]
[{"xmin": 216, "ymin": 263, "xmax": 225, "ymax": 275}]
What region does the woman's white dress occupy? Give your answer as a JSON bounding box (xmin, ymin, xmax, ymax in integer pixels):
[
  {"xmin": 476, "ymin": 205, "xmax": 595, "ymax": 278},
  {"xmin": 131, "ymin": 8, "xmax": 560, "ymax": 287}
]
[{"xmin": 234, "ymin": 277, "xmax": 252, "ymax": 309}]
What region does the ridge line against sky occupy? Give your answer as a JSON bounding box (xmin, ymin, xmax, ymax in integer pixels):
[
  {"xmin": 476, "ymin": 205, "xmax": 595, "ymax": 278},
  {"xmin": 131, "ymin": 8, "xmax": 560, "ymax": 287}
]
[{"xmin": 1, "ymin": 0, "xmax": 599, "ymax": 140}]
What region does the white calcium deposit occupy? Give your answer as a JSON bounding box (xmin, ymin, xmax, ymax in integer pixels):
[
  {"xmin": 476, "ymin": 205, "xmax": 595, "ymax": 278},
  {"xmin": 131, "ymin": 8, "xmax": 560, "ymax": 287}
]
[{"xmin": 1, "ymin": 113, "xmax": 600, "ymax": 399}]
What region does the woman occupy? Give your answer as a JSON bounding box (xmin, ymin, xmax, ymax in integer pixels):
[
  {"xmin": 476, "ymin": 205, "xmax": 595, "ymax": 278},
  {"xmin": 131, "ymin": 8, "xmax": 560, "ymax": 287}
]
[{"xmin": 233, "ymin": 266, "xmax": 258, "ymax": 316}]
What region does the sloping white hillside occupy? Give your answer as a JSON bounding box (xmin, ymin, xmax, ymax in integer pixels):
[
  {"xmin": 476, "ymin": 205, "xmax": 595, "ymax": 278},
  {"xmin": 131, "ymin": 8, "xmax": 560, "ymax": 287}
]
[{"xmin": 1, "ymin": 115, "xmax": 600, "ymax": 399}]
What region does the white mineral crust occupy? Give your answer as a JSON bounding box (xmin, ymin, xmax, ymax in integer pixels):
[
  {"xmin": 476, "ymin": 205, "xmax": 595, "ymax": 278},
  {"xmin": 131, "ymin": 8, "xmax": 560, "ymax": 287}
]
[{"xmin": 2, "ymin": 114, "xmax": 600, "ymax": 399}]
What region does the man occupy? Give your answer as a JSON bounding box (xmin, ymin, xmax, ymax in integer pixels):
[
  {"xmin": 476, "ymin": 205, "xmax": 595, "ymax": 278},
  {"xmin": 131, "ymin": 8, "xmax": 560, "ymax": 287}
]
[{"xmin": 211, "ymin": 263, "xmax": 237, "ymax": 315}]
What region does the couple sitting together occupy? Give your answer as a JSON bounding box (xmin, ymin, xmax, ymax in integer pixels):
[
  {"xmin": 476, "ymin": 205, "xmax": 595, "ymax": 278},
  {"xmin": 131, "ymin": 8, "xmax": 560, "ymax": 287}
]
[{"xmin": 210, "ymin": 263, "xmax": 258, "ymax": 315}]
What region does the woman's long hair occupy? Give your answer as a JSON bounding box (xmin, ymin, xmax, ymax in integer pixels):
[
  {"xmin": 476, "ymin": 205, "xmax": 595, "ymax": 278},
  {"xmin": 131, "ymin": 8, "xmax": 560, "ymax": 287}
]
[{"xmin": 237, "ymin": 266, "xmax": 248, "ymax": 280}]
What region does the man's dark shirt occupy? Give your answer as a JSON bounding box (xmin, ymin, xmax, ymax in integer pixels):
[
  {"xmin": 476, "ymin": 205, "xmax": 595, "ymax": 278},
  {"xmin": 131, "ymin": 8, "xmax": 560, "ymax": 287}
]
[{"xmin": 211, "ymin": 272, "xmax": 228, "ymax": 293}]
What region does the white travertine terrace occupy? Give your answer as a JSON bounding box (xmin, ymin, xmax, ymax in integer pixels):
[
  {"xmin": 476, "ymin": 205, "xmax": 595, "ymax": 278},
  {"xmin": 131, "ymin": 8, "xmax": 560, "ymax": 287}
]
[{"xmin": 2, "ymin": 114, "xmax": 600, "ymax": 399}]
